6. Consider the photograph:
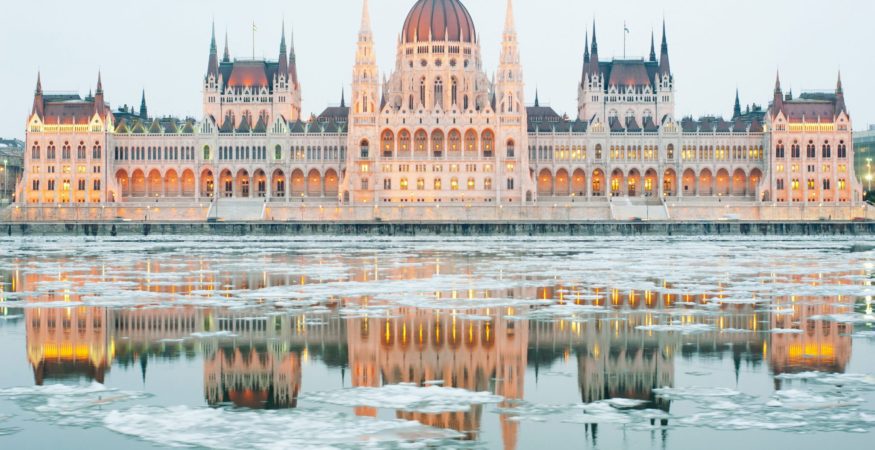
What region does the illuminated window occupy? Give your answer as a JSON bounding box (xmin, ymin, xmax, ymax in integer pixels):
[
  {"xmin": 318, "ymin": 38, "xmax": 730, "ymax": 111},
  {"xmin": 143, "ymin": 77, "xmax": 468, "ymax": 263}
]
[
  {"xmin": 451, "ymin": 177, "xmax": 459, "ymax": 191},
  {"xmin": 400, "ymin": 178, "xmax": 408, "ymax": 190},
  {"xmin": 417, "ymin": 178, "xmax": 425, "ymax": 190},
  {"xmin": 434, "ymin": 178, "xmax": 442, "ymax": 190},
  {"xmin": 484, "ymin": 178, "xmax": 492, "ymax": 189},
  {"xmin": 467, "ymin": 178, "xmax": 475, "ymax": 190}
]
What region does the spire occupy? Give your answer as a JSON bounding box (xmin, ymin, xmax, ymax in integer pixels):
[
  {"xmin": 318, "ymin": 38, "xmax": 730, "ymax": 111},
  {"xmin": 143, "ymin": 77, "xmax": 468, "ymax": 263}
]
[
  {"xmin": 584, "ymin": 31, "xmax": 590, "ymax": 63},
  {"xmin": 340, "ymin": 88, "xmax": 346, "ymax": 108},
  {"xmin": 589, "ymin": 20, "xmax": 600, "ymax": 75},
  {"xmin": 649, "ymin": 30, "xmax": 657, "ymax": 62},
  {"xmin": 733, "ymin": 89, "xmax": 742, "ymax": 119},
  {"xmin": 836, "ymin": 71, "xmax": 847, "ymax": 115},
  {"xmin": 360, "ymin": 0, "xmax": 372, "ymax": 34},
  {"xmin": 534, "ymin": 89, "xmax": 540, "ymax": 107},
  {"xmin": 94, "ymin": 72, "xmax": 106, "ymax": 117},
  {"xmin": 659, "ymin": 20, "xmax": 671, "ymax": 75},
  {"xmin": 504, "ymin": 0, "xmax": 515, "ymax": 34},
  {"xmin": 222, "ymin": 30, "xmax": 231, "ymax": 63},
  {"xmin": 289, "ymin": 27, "xmax": 298, "ymax": 87},
  {"xmin": 32, "ymin": 72, "xmax": 44, "ymax": 117},
  {"xmin": 278, "ymin": 22, "xmax": 289, "ymax": 78},
  {"xmin": 139, "ymin": 90, "xmax": 148, "ymax": 120},
  {"xmin": 207, "ymin": 21, "xmax": 219, "ymax": 77},
  {"xmin": 96, "ymin": 71, "xmax": 103, "ymax": 94},
  {"xmin": 772, "ymin": 71, "xmax": 784, "ymax": 116}
]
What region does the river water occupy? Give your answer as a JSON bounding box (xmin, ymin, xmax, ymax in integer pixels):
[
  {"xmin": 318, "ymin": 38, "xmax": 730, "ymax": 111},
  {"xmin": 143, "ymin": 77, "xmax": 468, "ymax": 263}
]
[{"xmin": 0, "ymin": 236, "xmax": 874, "ymax": 449}]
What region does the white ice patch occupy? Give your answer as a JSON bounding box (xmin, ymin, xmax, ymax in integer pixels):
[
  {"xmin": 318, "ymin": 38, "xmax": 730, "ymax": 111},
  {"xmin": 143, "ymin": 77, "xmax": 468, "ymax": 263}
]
[
  {"xmin": 0, "ymin": 382, "xmax": 150, "ymax": 428},
  {"xmin": 304, "ymin": 384, "xmax": 503, "ymax": 414},
  {"xmin": 636, "ymin": 323, "xmax": 714, "ymax": 335},
  {"xmin": 104, "ymin": 406, "xmax": 461, "ymax": 449}
]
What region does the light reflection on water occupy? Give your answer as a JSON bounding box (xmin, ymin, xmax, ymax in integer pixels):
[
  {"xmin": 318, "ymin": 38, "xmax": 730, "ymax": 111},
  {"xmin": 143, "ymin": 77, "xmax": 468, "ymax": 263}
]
[{"xmin": 0, "ymin": 237, "xmax": 874, "ymax": 449}]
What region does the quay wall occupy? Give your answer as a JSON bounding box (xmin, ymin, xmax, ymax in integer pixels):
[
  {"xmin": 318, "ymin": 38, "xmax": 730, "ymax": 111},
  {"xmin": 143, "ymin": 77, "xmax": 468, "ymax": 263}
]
[{"xmin": 3, "ymin": 221, "xmax": 875, "ymax": 237}]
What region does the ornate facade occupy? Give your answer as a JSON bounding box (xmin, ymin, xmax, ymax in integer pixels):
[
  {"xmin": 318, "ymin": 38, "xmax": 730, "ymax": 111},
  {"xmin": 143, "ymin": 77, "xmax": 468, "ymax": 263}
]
[{"xmin": 16, "ymin": 0, "xmax": 863, "ymax": 212}]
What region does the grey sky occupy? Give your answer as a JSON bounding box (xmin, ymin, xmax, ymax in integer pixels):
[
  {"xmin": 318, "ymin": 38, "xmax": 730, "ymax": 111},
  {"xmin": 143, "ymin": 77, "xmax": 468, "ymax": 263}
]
[{"xmin": 1, "ymin": 0, "xmax": 872, "ymax": 139}]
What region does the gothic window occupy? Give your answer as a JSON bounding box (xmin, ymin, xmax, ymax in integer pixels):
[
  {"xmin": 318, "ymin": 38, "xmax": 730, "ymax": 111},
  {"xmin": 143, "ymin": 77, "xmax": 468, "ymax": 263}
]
[
  {"xmin": 409, "ymin": 95, "xmax": 414, "ymax": 110},
  {"xmin": 451, "ymin": 78, "xmax": 458, "ymax": 106},
  {"xmin": 823, "ymin": 142, "xmax": 831, "ymax": 158},
  {"xmin": 506, "ymin": 139, "xmax": 515, "ymax": 158},
  {"xmin": 77, "ymin": 142, "xmax": 86, "ymax": 159},
  {"xmin": 431, "ymin": 130, "xmax": 444, "ymax": 157},
  {"xmin": 400, "ymin": 177, "xmax": 408, "ymax": 190},
  {"xmin": 776, "ymin": 141, "xmax": 785, "ymax": 158},
  {"xmin": 31, "ymin": 144, "xmax": 40, "ymax": 160},
  {"xmin": 434, "ymin": 78, "xmax": 443, "ymax": 109},
  {"xmin": 382, "ymin": 130, "xmax": 395, "ymax": 157},
  {"xmin": 360, "ymin": 139, "xmax": 369, "ymax": 159},
  {"xmin": 417, "ymin": 178, "xmax": 425, "ymax": 190},
  {"xmin": 838, "ymin": 141, "xmax": 847, "ymax": 158},
  {"xmin": 467, "ymin": 177, "xmax": 475, "ymax": 190},
  {"xmin": 203, "ymin": 145, "xmax": 211, "ymax": 160},
  {"xmin": 419, "ymin": 78, "xmax": 426, "ymax": 108},
  {"xmin": 399, "ymin": 130, "xmax": 411, "ymax": 152},
  {"xmin": 484, "ymin": 178, "xmax": 492, "ymax": 190},
  {"xmin": 807, "ymin": 141, "xmax": 816, "ymax": 158},
  {"xmin": 507, "ymin": 178, "xmax": 515, "ymax": 190},
  {"xmin": 481, "ymin": 130, "xmax": 494, "ymax": 157},
  {"xmin": 448, "ymin": 130, "xmax": 461, "ymax": 153},
  {"xmin": 434, "ymin": 178, "xmax": 442, "ymax": 190},
  {"xmin": 463, "ymin": 95, "xmax": 469, "ymax": 110},
  {"xmin": 414, "ymin": 130, "xmax": 428, "ymax": 154},
  {"xmin": 791, "ymin": 142, "xmax": 800, "ymax": 159},
  {"xmin": 275, "ymin": 145, "xmax": 282, "ymax": 160}
]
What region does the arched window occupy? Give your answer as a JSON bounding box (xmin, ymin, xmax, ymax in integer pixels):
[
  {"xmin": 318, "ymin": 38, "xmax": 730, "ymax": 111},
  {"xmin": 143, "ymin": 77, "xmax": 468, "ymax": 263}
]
[
  {"xmin": 776, "ymin": 141, "xmax": 785, "ymax": 158},
  {"xmin": 506, "ymin": 139, "xmax": 515, "ymax": 158},
  {"xmin": 203, "ymin": 145, "xmax": 211, "ymax": 160},
  {"xmin": 434, "ymin": 178, "xmax": 442, "ymax": 190},
  {"xmin": 451, "ymin": 78, "xmax": 458, "ymax": 106},
  {"xmin": 419, "ymin": 78, "xmax": 426, "ymax": 108},
  {"xmin": 484, "ymin": 178, "xmax": 493, "ymax": 190},
  {"xmin": 481, "ymin": 130, "xmax": 494, "ymax": 157},
  {"xmin": 431, "ymin": 130, "xmax": 444, "ymax": 157},
  {"xmin": 823, "ymin": 141, "xmax": 831, "ymax": 158},
  {"xmin": 414, "ymin": 130, "xmax": 428, "ymax": 154},
  {"xmin": 464, "ymin": 130, "xmax": 477, "ymax": 154},
  {"xmin": 434, "ymin": 77, "xmax": 443, "ymax": 109},
  {"xmin": 667, "ymin": 144, "xmax": 675, "ymax": 159},
  {"xmin": 791, "ymin": 141, "xmax": 800, "ymax": 159},
  {"xmin": 400, "ymin": 177, "xmax": 409, "ymax": 191},
  {"xmin": 275, "ymin": 145, "xmax": 282, "ymax": 160},
  {"xmin": 450, "ymin": 177, "xmax": 459, "ymax": 191},
  {"xmin": 467, "ymin": 177, "xmax": 475, "ymax": 190},
  {"xmin": 399, "ymin": 130, "xmax": 411, "ymax": 153},
  {"xmin": 416, "ymin": 178, "xmax": 425, "ymax": 190},
  {"xmin": 360, "ymin": 139, "xmax": 370, "ymax": 159},
  {"xmin": 381, "ymin": 130, "xmax": 395, "ymax": 157},
  {"xmin": 838, "ymin": 141, "xmax": 847, "ymax": 158},
  {"xmin": 408, "ymin": 95, "xmax": 414, "ymax": 111},
  {"xmin": 807, "ymin": 141, "xmax": 816, "ymax": 158},
  {"xmin": 31, "ymin": 144, "xmax": 40, "ymax": 160}
]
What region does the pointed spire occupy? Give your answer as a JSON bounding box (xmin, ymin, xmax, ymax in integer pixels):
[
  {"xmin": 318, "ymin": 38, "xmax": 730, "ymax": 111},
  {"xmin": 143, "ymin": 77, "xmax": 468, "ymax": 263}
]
[
  {"xmin": 589, "ymin": 20, "xmax": 600, "ymax": 75},
  {"xmin": 584, "ymin": 31, "xmax": 590, "ymax": 63},
  {"xmin": 659, "ymin": 19, "xmax": 671, "ymax": 75},
  {"xmin": 222, "ymin": 30, "xmax": 231, "ymax": 63},
  {"xmin": 289, "ymin": 27, "xmax": 298, "ymax": 87},
  {"xmin": 140, "ymin": 90, "xmax": 148, "ymax": 120},
  {"xmin": 35, "ymin": 71, "xmax": 42, "ymax": 95},
  {"xmin": 733, "ymin": 89, "xmax": 742, "ymax": 119},
  {"xmin": 360, "ymin": 0, "xmax": 372, "ymax": 34},
  {"xmin": 278, "ymin": 22, "xmax": 289, "ymax": 78},
  {"xmin": 94, "ymin": 72, "xmax": 106, "ymax": 117},
  {"xmin": 32, "ymin": 72, "xmax": 44, "ymax": 117},
  {"xmin": 836, "ymin": 71, "xmax": 847, "ymax": 115},
  {"xmin": 649, "ymin": 30, "xmax": 657, "ymax": 62},
  {"xmin": 207, "ymin": 21, "xmax": 220, "ymax": 77},
  {"xmin": 340, "ymin": 88, "xmax": 346, "ymax": 108},
  {"xmin": 504, "ymin": 0, "xmax": 516, "ymax": 34},
  {"xmin": 96, "ymin": 71, "xmax": 103, "ymax": 94},
  {"xmin": 534, "ymin": 88, "xmax": 539, "ymax": 108},
  {"xmin": 772, "ymin": 70, "xmax": 784, "ymax": 116}
]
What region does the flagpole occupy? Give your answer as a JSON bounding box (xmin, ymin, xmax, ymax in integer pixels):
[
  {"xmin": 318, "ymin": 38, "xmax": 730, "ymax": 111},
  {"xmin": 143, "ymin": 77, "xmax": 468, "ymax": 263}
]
[
  {"xmin": 623, "ymin": 21, "xmax": 627, "ymax": 59},
  {"xmin": 252, "ymin": 22, "xmax": 256, "ymax": 59}
]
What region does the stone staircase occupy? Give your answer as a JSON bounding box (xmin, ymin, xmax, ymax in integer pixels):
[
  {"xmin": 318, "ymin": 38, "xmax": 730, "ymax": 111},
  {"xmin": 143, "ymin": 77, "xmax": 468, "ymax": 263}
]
[
  {"xmin": 609, "ymin": 197, "xmax": 670, "ymax": 221},
  {"xmin": 207, "ymin": 199, "xmax": 266, "ymax": 221}
]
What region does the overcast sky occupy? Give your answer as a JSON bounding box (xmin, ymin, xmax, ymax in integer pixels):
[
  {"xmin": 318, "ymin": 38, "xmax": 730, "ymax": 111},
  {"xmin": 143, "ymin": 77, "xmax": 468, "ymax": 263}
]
[{"xmin": 1, "ymin": 0, "xmax": 872, "ymax": 139}]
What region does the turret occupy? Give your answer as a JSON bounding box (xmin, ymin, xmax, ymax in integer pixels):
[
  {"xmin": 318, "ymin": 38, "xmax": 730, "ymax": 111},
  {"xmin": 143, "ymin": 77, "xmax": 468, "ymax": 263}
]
[
  {"xmin": 222, "ymin": 31, "xmax": 231, "ymax": 63},
  {"xmin": 32, "ymin": 72, "xmax": 44, "ymax": 117},
  {"xmin": 836, "ymin": 71, "xmax": 847, "ymax": 116},
  {"xmin": 581, "ymin": 32, "xmax": 590, "ymax": 85},
  {"xmin": 207, "ymin": 21, "xmax": 219, "ymax": 78},
  {"xmin": 772, "ymin": 72, "xmax": 784, "ymax": 116},
  {"xmin": 733, "ymin": 89, "xmax": 742, "ymax": 119},
  {"xmin": 659, "ymin": 20, "xmax": 671, "ymax": 76},
  {"xmin": 94, "ymin": 72, "xmax": 106, "ymax": 117},
  {"xmin": 139, "ymin": 90, "xmax": 148, "ymax": 120},
  {"xmin": 649, "ymin": 31, "xmax": 657, "ymax": 62},
  {"xmin": 590, "ymin": 21, "xmax": 600, "ymax": 75},
  {"xmin": 278, "ymin": 23, "xmax": 289, "ymax": 80}
]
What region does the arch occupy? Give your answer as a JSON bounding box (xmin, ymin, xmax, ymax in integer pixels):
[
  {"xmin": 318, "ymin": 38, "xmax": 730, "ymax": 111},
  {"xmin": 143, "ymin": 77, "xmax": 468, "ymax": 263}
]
[
  {"xmin": 643, "ymin": 169, "xmax": 658, "ymax": 197},
  {"xmin": 627, "ymin": 169, "xmax": 641, "ymax": 197},
  {"xmin": 571, "ymin": 169, "xmax": 586, "ymax": 197},
  {"xmin": 698, "ymin": 169, "xmax": 713, "ymax": 196},
  {"xmin": 537, "ymin": 169, "xmax": 553, "ymax": 197},
  {"xmin": 413, "ymin": 129, "xmax": 428, "ymax": 156},
  {"xmin": 219, "ymin": 169, "xmax": 233, "ymax": 197},
  {"xmin": 682, "ymin": 169, "xmax": 696, "ymax": 195},
  {"xmin": 270, "ymin": 169, "xmax": 286, "ymax": 198},
  {"xmin": 506, "ymin": 138, "xmax": 516, "ymax": 158},
  {"xmin": 715, "ymin": 168, "xmax": 731, "ymax": 196},
  {"xmin": 554, "ymin": 168, "xmax": 570, "ymax": 196},
  {"xmin": 732, "ymin": 169, "xmax": 747, "ymax": 196},
  {"xmin": 116, "ymin": 169, "xmax": 130, "ymax": 198},
  {"xmin": 307, "ymin": 169, "xmax": 322, "ymax": 197},
  {"xmin": 164, "ymin": 169, "xmax": 180, "ymax": 197},
  {"xmin": 324, "ymin": 169, "xmax": 339, "ymax": 198},
  {"xmin": 464, "ymin": 129, "xmax": 478, "ymax": 156},
  {"xmin": 235, "ymin": 169, "xmax": 250, "ymax": 198},
  {"xmin": 200, "ymin": 169, "xmax": 215, "ymax": 198},
  {"xmin": 179, "ymin": 169, "xmax": 195, "ymax": 197},
  {"xmin": 663, "ymin": 168, "xmax": 677, "ymax": 196},
  {"xmin": 147, "ymin": 169, "xmax": 162, "ymax": 198},
  {"xmin": 398, "ymin": 129, "xmax": 411, "ymax": 155},
  {"xmin": 381, "ymin": 129, "xmax": 395, "ymax": 158},
  {"xmin": 749, "ymin": 168, "xmax": 763, "ymax": 197},
  {"xmin": 359, "ymin": 139, "xmax": 370, "ymax": 159},
  {"xmin": 290, "ymin": 169, "xmax": 306, "ymax": 197},
  {"xmin": 610, "ymin": 169, "xmax": 624, "ymax": 196},
  {"xmin": 591, "ymin": 169, "xmax": 605, "ymax": 196},
  {"xmin": 253, "ymin": 169, "xmax": 267, "ymax": 198},
  {"xmin": 448, "ymin": 129, "xmax": 462, "ymax": 155},
  {"xmin": 431, "ymin": 129, "xmax": 444, "ymax": 157},
  {"xmin": 481, "ymin": 130, "xmax": 494, "ymax": 157}
]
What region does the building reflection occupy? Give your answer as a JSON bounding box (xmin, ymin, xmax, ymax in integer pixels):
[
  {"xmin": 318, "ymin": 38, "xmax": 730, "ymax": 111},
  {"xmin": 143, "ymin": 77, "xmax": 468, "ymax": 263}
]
[{"xmin": 3, "ymin": 257, "xmax": 863, "ymax": 448}]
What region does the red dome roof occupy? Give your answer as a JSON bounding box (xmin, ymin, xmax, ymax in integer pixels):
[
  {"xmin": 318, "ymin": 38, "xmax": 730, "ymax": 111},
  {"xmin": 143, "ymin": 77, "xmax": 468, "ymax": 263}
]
[{"xmin": 402, "ymin": 0, "xmax": 476, "ymax": 44}]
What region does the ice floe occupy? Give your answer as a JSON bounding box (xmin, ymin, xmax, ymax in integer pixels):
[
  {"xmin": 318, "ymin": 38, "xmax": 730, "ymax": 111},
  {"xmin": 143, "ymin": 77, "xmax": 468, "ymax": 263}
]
[{"xmin": 304, "ymin": 384, "xmax": 504, "ymax": 414}]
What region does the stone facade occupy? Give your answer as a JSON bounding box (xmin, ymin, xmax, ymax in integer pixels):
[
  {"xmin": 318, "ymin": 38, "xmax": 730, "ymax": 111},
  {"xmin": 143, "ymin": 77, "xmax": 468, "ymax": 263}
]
[{"xmin": 15, "ymin": 0, "xmax": 864, "ymax": 215}]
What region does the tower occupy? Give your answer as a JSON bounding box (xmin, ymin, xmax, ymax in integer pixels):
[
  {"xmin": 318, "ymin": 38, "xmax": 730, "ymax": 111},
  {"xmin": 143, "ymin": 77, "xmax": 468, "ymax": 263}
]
[
  {"xmin": 343, "ymin": 0, "xmax": 380, "ymax": 203},
  {"xmin": 495, "ymin": 0, "xmax": 531, "ymax": 202}
]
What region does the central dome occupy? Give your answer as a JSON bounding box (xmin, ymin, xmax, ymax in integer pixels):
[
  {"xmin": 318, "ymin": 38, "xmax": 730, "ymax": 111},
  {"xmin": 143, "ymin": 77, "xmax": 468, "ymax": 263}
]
[{"xmin": 402, "ymin": 0, "xmax": 476, "ymax": 44}]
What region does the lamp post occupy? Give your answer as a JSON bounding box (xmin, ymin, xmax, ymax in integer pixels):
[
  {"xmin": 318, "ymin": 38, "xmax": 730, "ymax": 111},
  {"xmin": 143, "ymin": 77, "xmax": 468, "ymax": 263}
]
[{"xmin": 2, "ymin": 159, "xmax": 7, "ymax": 204}]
